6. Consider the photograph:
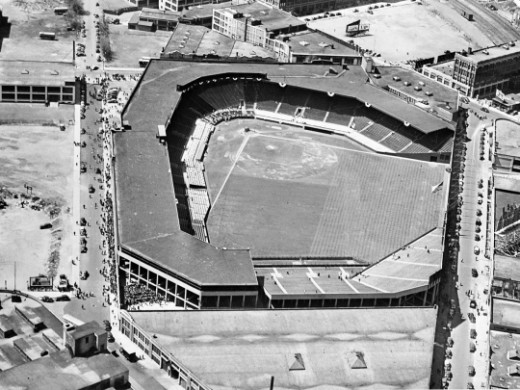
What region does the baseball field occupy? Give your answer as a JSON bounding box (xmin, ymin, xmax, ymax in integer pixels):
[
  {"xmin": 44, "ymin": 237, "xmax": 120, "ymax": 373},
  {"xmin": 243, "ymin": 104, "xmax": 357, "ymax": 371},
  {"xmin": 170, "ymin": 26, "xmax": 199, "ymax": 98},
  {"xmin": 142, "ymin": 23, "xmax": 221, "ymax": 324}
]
[{"xmin": 204, "ymin": 118, "xmax": 445, "ymax": 263}]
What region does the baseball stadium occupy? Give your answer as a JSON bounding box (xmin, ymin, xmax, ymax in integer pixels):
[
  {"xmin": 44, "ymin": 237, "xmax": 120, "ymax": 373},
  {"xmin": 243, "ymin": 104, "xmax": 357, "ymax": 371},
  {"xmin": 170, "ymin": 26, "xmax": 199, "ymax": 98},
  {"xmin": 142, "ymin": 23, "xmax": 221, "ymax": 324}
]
[{"xmin": 115, "ymin": 60, "xmax": 454, "ymax": 311}]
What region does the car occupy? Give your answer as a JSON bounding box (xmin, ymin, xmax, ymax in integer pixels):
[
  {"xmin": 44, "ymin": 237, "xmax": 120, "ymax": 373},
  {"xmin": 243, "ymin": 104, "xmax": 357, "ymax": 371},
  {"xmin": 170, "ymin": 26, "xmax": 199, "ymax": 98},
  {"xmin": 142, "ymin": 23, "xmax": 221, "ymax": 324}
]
[
  {"xmin": 470, "ymin": 300, "xmax": 477, "ymax": 309},
  {"xmin": 468, "ymin": 312, "xmax": 476, "ymax": 323},
  {"xmin": 450, "ymin": 298, "xmax": 456, "ymax": 309},
  {"xmin": 474, "ymin": 234, "xmax": 480, "ymax": 241},
  {"xmin": 481, "ymin": 107, "xmax": 489, "ymax": 113},
  {"xmin": 56, "ymin": 295, "xmax": 71, "ymax": 301},
  {"xmin": 476, "ymin": 209, "xmax": 482, "ymax": 216},
  {"xmin": 111, "ymin": 350, "xmax": 119, "ymax": 357},
  {"xmin": 108, "ymin": 334, "xmax": 115, "ymax": 343},
  {"xmin": 42, "ymin": 296, "xmax": 54, "ymax": 303},
  {"xmin": 474, "ymin": 246, "xmax": 480, "ymax": 255},
  {"xmin": 475, "ymin": 226, "xmax": 481, "ymax": 234},
  {"xmin": 471, "ymin": 268, "xmax": 478, "ymax": 277}
]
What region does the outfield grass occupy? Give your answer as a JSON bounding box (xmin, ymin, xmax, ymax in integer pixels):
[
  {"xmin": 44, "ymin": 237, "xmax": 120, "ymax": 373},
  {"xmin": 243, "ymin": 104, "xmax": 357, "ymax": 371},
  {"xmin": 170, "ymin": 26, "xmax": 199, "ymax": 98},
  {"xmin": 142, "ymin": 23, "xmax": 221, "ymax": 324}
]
[{"xmin": 205, "ymin": 119, "xmax": 445, "ymax": 263}]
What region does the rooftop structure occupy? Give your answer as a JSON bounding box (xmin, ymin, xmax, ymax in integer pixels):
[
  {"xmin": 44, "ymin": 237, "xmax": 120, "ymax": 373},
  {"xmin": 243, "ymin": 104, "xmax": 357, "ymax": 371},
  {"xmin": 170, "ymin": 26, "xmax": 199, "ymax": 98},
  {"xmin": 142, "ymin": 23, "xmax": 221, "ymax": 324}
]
[
  {"xmin": 128, "ymin": 7, "xmax": 180, "ymax": 31},
  {"xmin": 125, "ymin": 308, "xmax": 436, "ymax": 390},
  {"xmin": 158, "ymin": 0, "xmax": 229, "ymax": 12}
]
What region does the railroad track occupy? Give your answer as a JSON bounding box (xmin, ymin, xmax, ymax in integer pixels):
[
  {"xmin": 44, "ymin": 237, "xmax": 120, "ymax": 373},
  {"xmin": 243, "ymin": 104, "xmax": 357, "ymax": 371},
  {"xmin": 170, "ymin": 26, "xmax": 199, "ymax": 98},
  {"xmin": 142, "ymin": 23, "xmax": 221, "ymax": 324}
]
[{"xmin": 449, "ymin": 0, "xmax": 520, "ymax": 45}]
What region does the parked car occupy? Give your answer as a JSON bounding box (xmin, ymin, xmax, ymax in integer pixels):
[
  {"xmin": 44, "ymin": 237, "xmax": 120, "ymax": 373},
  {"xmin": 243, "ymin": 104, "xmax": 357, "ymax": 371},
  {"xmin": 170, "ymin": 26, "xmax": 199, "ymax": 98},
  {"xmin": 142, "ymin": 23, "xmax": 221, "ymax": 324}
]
[
  {"xmin": 42, "ymin": 296, "xmax": 54, "ymax": 303},
  {"xmin": 56, "ymin": 295, "xmax": 71, "ymax": 302}
]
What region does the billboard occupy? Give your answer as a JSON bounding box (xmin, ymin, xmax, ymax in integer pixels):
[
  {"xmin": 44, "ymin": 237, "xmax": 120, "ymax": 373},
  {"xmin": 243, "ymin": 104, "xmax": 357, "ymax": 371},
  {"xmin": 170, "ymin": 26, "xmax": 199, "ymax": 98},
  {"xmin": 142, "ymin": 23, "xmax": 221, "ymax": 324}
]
[{"xmin": 346, "ymin": 20, "xmax": 370, "ymax": 36}]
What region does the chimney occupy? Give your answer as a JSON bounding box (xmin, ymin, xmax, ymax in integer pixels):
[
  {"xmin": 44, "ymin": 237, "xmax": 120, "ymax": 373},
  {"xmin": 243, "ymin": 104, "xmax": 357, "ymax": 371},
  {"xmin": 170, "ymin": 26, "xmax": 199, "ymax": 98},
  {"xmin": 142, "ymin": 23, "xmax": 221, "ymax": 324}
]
[{"xmin": 468, "ymin": 47, "xmax": 472, "ymax": 54}]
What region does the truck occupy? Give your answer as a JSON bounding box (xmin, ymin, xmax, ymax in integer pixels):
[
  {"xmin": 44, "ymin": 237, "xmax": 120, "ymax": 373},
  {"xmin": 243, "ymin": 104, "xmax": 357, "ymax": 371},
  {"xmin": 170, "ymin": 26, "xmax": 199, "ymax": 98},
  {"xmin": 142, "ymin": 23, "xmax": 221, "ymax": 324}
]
[
  {"xmin": 58, "ymin": 274, "xmax": 70, "ymax": 291},
  {"xmin": 462, "ymin": 11, "xmax": 474, "ymax": 21},
  {"xmin": 29, "ymin": 275, "xmax": 53, "ymax": 291}
]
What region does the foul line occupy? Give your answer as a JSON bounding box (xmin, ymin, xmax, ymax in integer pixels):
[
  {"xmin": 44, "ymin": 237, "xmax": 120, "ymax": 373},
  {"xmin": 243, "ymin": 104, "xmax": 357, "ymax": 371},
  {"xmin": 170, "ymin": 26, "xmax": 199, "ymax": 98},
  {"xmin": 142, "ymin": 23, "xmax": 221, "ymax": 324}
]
[{"xmin": 211, "ymin": 133, "xmax": 251, "ymax": 208}]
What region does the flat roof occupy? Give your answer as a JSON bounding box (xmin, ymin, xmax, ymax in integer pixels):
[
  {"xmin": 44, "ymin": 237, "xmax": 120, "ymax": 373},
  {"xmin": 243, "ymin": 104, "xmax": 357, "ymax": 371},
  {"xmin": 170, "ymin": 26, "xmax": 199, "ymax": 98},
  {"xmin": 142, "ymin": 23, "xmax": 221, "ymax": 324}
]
[
  {"xmin": 0, "ymin": 61, "xmax": 75, "ymax": 86},
  {"xmin": 164, "ymin": 24, "xmax": 275, "ymax": 58},
  {"xmin": 429, "ymin": 60, "xmax": 455, "ymax": 77},
  {"xmin": 284, "ymin": 30, "xmax": 360, "ymax": 57},
  {"xmin": 456, "ymin": 41, "xmax": 520, "ymax": 64},
  {"xmin": 141, "ymin": 7, "xmax": 180, "ymax": 22},
  {"xmin": 490, "ymin": 330, "xmax": 520, "ymax": 389},
  {"xmin": 495, "ymin": 118, "xmax": 520, "ymax": 159},
  {"xmin": 374, "ymin": 66, "xmax": 458, "ymax": 112},
  {"xmin": 219, "ymin": 2, "xmax": 306, "ymax": 32},
  {"xmin": 495, "ymin": 175, "xmax": 520, "ymax": 193},
  {"xmin": 0, "ymin": 350, "xmax": 128, "ymax": 390},
  {"xmin": 69, "ymin": 321, "xmax": 105, "ymax": 340},
  {"xmin": 181, "ymin": 1, "xmax": 232, "ymax": 19},
  {"xmin": 118, "ymin": 60, "xmax": 452, "ymax": 287},
  {"xmin": 494, "ymin": 255, "xmax": 520, "ymax": 281},
  {"xmin": 129, "ymin": 308, "xmax": 436, "ymax": 390},
  {"xmin": 493, "ymin": 298, "xmax": 520, "ymax": 330}
]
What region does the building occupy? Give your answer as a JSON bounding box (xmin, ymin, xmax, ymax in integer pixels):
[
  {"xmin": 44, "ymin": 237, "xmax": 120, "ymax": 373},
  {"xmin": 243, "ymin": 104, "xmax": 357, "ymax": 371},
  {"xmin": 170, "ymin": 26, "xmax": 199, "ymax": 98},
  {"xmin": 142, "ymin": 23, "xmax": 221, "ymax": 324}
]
[
  {"xmin": 159, "ymin": 0, "xmax": 229, "ymax": 13},
  {"xmin": 0, "ymin": 61, "xmax": 78, "ymax": 104},
  {"xmin": 492, "ymin": 89, "xmax": 520, "ymax": 113},
  {"xmin": 423, "ymin": 42, "xmax": 520, "ymax": 98},
  {"xmin": 276, "ymin": 29, "xmax": 362, "ymax": 65},
  {"xmin": 494, "ymin": 118, "xmax": 520, "ymax": 172},
  {"xmin": 128, "ymin": 7, "xmax": 180, "ymax": 31},
  {"xmin": 0, "ymin": 349, "xmax": 129, "ymax": 390},
  {"xmin": 119, "ymin": 308, "xmax": 436, "ymax": 390},
  {"xmin": 161, "ymin": 23, "xmax": 276, "ymax": 60},
  {"xmin": 212, "ymin": 2, "xmax": 307, "ymax": 50},
  {"xmin": 262, "ymin": 0, "xmax": 385, "ymax": 16},
  {"xmin": 65, "ymin": 321, "xmax": 108, "ymax": 357}
]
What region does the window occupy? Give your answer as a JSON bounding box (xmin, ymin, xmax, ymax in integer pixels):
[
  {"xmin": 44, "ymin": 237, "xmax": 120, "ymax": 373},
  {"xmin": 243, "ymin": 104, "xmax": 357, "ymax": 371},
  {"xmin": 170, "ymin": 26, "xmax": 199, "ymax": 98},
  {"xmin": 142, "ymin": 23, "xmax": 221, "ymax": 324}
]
[{"xmin": 84, "ymin": 336, "xmax": 89, "ymax": 343}]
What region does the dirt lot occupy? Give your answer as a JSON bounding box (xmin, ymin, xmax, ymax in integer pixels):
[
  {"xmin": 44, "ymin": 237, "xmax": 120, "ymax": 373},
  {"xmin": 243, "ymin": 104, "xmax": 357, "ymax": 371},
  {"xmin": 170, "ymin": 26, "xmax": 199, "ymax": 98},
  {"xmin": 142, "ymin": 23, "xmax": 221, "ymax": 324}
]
[
  {"xmin": 0, "ymin": 121, "xmax": 74, "ymax": 291},
  {"xmin": 307, "ymin": 0, "xmax": 493, "ymax": 64},
  {"xmin": 108, "ymin": 24, "xmax": 171, "ymax": 68},
  {"xmin": 0, "ymin": 0, "xmax": 77, "ymax": 62}
]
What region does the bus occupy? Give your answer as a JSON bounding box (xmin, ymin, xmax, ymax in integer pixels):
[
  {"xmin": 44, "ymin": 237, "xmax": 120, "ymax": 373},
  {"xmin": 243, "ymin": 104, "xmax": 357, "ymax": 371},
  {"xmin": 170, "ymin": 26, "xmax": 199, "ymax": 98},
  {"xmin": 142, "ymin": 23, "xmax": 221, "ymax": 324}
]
[{"xmin": 39, "ymin": 32, "xmax": 56, "ymax": 40}]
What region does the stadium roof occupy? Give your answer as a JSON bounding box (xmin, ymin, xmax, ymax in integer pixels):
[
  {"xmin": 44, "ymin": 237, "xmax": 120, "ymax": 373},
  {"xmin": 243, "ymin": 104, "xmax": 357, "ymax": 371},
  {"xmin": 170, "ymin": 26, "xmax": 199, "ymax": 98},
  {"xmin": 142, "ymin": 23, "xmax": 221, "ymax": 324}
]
[
  {"xmin": 490, "ymin": 330, "xmax": 520, "ymax": 389},
  {"xmin": 118, "ymin": 60, "xmax": 452, "ymax": 288},
  {"xmin": 128, "ymin": 308, "xmax": 436, "ymax": 390},
  {"xmin": 0, "ymin": 61, "xmax": 75, "ymax": 86},
  {"xmin": 373, "ymin": 66, "xmax": 458, "ymax": 113}
]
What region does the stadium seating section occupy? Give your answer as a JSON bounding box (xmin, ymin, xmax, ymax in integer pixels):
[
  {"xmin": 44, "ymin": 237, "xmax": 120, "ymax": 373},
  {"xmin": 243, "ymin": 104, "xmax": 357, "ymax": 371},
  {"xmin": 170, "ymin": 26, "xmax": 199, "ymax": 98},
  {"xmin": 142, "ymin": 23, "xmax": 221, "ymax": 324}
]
[{"xmin": 163, "ymin": 77, "xmax": 453, "ymax": 242}]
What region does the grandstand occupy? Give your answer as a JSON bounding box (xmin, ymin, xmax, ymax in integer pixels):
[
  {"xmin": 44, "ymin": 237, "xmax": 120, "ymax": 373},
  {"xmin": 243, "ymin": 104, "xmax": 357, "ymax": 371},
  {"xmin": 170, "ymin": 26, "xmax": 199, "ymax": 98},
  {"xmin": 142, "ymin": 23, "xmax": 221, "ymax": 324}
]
[{"xmin": 116, "ymin": 60, "xmax": 453, "ymax": 313}]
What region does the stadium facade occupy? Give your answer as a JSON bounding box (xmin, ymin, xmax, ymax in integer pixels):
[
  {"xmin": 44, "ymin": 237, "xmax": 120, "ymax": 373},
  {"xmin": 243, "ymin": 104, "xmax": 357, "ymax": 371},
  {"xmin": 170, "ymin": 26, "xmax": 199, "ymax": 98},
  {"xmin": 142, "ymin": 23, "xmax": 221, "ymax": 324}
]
[{"xmin": 115, "ymin": 59, "xmax": 454, "ymax": 311}]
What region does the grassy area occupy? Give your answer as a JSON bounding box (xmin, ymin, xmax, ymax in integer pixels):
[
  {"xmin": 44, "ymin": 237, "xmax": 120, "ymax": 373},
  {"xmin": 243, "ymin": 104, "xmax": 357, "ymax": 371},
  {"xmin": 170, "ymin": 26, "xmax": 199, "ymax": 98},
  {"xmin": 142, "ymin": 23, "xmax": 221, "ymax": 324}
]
[{"xmin": 108, "ymin": 24, "xmax": 171, "ymax": 67}]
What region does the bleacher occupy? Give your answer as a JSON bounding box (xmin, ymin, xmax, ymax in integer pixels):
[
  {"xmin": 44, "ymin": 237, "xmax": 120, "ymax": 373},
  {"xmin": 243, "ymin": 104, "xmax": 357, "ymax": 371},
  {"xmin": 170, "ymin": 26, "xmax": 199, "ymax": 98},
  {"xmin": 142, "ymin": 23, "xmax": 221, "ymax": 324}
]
[
  {"xmin": 326, "ymin": 97, "xmax": 361, "ymax": 126},
  {"xmin": 304, "ymin": 92, "xmax": 331, "ymax": 121},
  {"xmin": 380, "ymin": 132, "xmax": 413, "ymax": 151},
  {"xmin": 277, "ymin": 87, "xmax": 310, "ymax": 117},
  {"xmin": 186, "ymin": 165, "xmax": 206, "ymax": 187},
  {"xmin": 361, "ymin": 122, "xmax": 393, "ymax": 141},
  {"xmin": 255, "ymin": 82, "xmax": 284, "ymax": 112},
  {"xmin": 192, "ymin": 222, "xmax": 208, "ymax": 242}
]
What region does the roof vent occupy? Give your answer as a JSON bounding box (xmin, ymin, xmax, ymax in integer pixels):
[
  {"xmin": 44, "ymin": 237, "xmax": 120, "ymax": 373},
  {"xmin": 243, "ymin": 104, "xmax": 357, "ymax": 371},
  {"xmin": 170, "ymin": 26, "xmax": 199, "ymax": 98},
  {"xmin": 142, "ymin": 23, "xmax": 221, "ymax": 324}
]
[
  {"xmin": 51, "ymin": 70, "xmax": 59, "ymax": 75},
  {"xmin": 347, "ymin": 351, "xmax": 367, "ymax": 369},
  {"xmin": 21, "ymin": 69, "xmax": 29, "ymax": 74},
  {"xmin": 289, "ymin": 353, "xmax": 305, "ymax": 371}
]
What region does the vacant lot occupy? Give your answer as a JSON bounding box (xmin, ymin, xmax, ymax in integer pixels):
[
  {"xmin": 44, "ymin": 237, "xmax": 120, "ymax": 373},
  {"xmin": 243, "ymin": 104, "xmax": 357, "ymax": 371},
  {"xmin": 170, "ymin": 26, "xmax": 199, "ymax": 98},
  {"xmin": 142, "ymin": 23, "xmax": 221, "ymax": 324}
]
[
  {"xmin": 108, "ymin": 24, "xmax": 171, "ymax": 68},
  {"xmin": 0, "ymin": 120, "xmax": 74, "ymax": 290},
  {"xmin": 307, "ymin": 0, "xmax": 492, "ymax": 64},
  {"xmin": 0, "ymin": 0, "xmax": 76, "ymax": 62}
]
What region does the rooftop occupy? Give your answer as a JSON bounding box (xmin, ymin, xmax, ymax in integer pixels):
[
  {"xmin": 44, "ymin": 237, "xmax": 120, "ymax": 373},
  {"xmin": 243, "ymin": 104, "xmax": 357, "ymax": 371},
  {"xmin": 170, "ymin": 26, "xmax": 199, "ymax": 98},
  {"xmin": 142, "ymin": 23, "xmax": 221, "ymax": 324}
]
[
  {"xmin": 493, "ymin": 298, "xmax": 520, "ymax": 331},
  {"xmin": 429, "ymin": 60, "xmax": 455, "ymax": 77},
  {"xmin": 163, "ymin": 24, "xmax": 275, "ymax": 58},
  {"xmin": 0, "ymin": 350, "xmax": 128, "ymax": 390},
  {"xmin": 140, "ymin": 7, "xmax": 180, "ymax": 22},
  {"xmin": 128, "ymin": 308, "xmax": 436, "ymax": 390},
  {"xmin": 283, "ymin": 30, "xmax": 360, "ymax": 57},
  {"xmin": 490, "ymin": 330, "xmax": 520, "ymax": 389},
  {"xmin": 0, "ymin": 61, "xmax": 75, "ymax": 86},
  {"xmin": 495, "ymin": 118, "xmax": 520, "ymax": 159},
  {"xmin": 219, "ymin": 2, "xmax": 306, "ymax": 32},
  {"xmin": 456, "ymin": 41, "xmax": 520, "ymax": 64},
  {"xmin": 69, "ymin": 321, "xmax": 105, "ymax": 340},
  {"xmin": 373, "ymin": 66, "xmax": 459, "ymax": 113},
  {"xmin": 181, "ymin": 1, "xmax": 232, "ymax": 20},
  {"xmin": 494, "ymin": 255, "xmax": 520, "ymax": 281}
]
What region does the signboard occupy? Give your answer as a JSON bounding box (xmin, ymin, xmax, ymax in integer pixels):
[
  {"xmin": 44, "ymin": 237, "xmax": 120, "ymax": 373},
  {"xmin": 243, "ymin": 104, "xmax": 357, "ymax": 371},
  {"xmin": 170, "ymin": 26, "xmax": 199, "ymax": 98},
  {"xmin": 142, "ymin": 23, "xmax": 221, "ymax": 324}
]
[{"xmin": 346, "ymin": 20, "xmax": 370, "ymax": 35}]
